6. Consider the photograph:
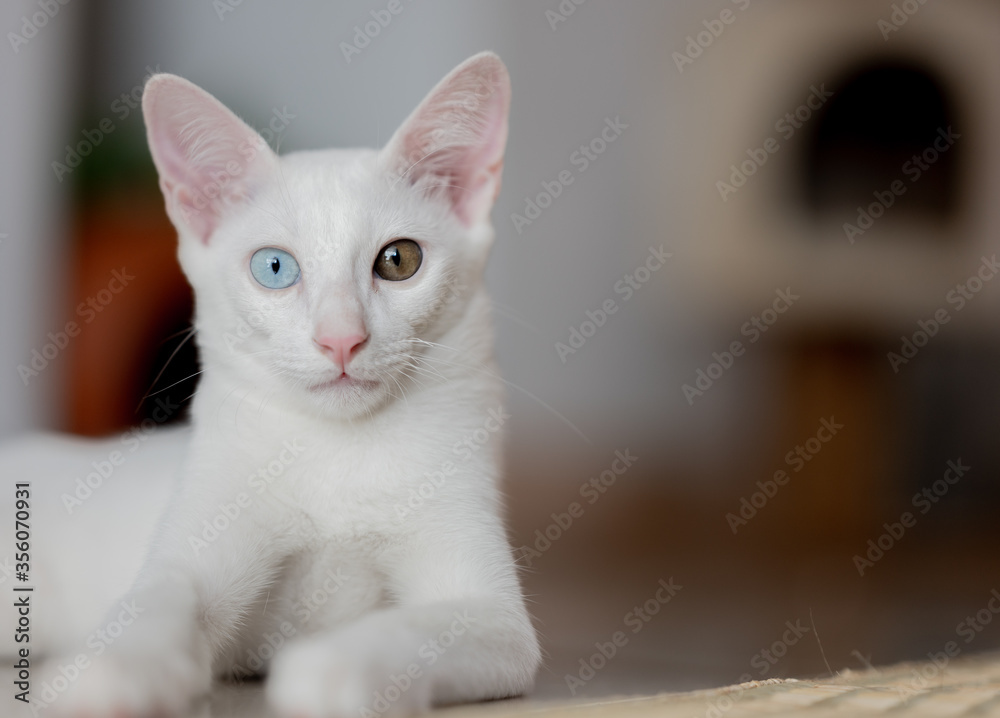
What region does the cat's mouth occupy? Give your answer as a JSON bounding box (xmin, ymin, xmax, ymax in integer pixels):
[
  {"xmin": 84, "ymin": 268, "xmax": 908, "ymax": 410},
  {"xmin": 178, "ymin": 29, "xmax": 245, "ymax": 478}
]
[{"xmin": 309, "ymin": 373, "xmax": 379, "ymax": 393}]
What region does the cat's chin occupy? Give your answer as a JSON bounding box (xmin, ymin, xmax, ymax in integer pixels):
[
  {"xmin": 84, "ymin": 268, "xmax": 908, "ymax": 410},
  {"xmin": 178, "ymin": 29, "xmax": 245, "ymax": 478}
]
[{"xmin": 303, "ymin": 372, "xmax": 389, "ymax": 418}]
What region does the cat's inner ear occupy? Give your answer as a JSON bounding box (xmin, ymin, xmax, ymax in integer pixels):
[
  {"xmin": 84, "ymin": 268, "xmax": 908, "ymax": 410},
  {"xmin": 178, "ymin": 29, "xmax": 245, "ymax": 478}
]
[
  {"xmin": 142, "ymin": 74, "xmax": 277, "ymax": 244},
  {"xmin": 383, "ymin": 52, "xmax": 511, "ymax": 227}
]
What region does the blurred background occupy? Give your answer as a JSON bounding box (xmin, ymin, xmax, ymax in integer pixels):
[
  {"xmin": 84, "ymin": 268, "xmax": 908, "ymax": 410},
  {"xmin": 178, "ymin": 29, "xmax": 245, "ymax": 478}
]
[{"xmin": 3, "ymin": 0, "xmax": 1000, "ymax": 701}]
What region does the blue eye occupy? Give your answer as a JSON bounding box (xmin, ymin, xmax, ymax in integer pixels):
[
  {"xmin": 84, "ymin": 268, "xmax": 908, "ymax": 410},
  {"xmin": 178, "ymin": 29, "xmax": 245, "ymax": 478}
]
[{"xmin": 250, "ymin": 247, "xmax": 300, "ymax": 289}]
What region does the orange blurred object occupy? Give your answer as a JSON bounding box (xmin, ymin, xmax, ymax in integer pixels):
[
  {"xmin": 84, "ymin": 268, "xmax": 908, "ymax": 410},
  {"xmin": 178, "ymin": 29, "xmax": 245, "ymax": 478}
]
[{"xmin": 66, "ymin": 191, "xmax": 192, "ymax": 436}]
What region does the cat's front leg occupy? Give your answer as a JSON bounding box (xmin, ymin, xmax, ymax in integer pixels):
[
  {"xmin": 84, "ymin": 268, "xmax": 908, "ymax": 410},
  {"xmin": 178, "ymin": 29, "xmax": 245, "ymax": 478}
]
[
  {"xmin": 267, "ymin": 520, "xmax": 540, "ymax": 718},
  {"xmin": 44, "ymin": 492, "xmax": 293, "ymax": 717},
  {"xmin": 43, "ymin": 569, "xmax": 213, "ymax": 717}
]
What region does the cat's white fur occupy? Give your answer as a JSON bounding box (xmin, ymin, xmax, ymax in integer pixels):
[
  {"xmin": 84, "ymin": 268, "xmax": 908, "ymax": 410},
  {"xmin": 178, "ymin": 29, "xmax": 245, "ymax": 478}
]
[{"xmin": 1, "ymin": 52, "xmax": 540, "ymax": 717}]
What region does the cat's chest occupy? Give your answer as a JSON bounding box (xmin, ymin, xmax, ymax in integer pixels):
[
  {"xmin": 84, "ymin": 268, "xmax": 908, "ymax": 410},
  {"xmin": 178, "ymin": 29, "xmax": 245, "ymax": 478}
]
[{"xmin": 219, "ymin": 415, "xmax": 464, "ymax": 535}]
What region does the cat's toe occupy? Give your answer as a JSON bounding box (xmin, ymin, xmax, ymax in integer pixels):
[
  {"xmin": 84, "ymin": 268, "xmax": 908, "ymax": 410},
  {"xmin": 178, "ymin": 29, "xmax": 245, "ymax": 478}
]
[
  {"xmin": 40, "ymin": 652, "xmax": 206, "ymax": 718},
  {"xmin": 267, "ymin": 640, "xmax": 432, "ymax": 718}
]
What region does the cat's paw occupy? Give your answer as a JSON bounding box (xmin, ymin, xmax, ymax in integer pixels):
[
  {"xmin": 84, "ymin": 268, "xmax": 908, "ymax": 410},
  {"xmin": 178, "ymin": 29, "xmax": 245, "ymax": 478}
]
[
  {"xmin": 41, "ymin": 650, "xmax": 208, "ymax": 718},
  {"xmin": 267, "ymin": 638, "xmax": 433, "ymax": 718}
]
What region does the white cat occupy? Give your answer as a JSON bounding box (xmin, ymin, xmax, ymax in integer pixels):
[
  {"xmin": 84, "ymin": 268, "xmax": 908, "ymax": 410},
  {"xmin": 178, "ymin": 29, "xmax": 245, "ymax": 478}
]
[{"xmin": 3, "ymin": 52, "xmax": 540, "ymax": 717}]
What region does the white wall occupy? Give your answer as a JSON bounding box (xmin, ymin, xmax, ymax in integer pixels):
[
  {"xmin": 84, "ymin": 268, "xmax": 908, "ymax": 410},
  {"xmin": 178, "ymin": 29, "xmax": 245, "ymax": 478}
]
[{"xmin": 0, "ymin": 0, "xmax": 80, "ymax": 437}]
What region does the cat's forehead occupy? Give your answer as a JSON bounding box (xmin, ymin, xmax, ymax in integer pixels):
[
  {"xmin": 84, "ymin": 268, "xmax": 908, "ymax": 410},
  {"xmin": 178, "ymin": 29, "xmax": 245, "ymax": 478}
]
[
  {"xmin": 251, "ymin": 148, "xmax": 451, "ymax": 253},
  {"xmin": 272, "ymin": 148, "xmax": 382, "ymax": 220},
  {"xmin": 278, "ymin": 147, "xmax": 378, "ymax": 190}
]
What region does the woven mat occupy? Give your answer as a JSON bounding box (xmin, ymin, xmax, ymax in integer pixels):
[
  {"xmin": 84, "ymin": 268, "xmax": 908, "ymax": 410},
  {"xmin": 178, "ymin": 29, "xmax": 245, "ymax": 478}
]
[{"xmin": 439, "ymin": 653, "xmax": 1000, "ymax": 718}]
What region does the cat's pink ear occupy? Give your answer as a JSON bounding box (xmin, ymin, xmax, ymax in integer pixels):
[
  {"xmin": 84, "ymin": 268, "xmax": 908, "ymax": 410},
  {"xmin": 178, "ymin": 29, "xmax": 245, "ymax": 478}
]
[
  {"xmin": 384, "ymin": 52, "xmax": 511, "ymax": 226},
  {"xmin": 142, "ymin": 74, "xmax": 277, "ymax": 243}
]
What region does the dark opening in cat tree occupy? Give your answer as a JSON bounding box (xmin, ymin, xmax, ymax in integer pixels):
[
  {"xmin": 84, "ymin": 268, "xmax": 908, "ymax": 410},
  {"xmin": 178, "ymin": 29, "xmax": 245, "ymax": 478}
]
[{"xmin": 798, "ymin": 59, "xmax": 962, "ymax": 225}]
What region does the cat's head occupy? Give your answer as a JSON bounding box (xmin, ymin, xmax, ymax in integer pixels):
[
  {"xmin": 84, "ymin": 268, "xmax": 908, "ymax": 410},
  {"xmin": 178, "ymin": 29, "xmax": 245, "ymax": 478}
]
[{"xmin": 142, "ymin": 53, "xmax": 510, "ymax": 419}]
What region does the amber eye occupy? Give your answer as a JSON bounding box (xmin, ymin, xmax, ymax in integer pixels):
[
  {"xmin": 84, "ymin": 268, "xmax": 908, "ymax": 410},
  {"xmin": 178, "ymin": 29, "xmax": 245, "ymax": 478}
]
[{"xmin": 374, "ymin": 239, "xmax": 422, "ymax": 281}]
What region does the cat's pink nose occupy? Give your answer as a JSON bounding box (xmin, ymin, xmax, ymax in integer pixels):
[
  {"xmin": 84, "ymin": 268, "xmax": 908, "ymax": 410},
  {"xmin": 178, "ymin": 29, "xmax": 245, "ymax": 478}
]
[{"xmin": 313, "ymin": 333, "xmax": 367, "ymax": 370}]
